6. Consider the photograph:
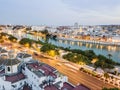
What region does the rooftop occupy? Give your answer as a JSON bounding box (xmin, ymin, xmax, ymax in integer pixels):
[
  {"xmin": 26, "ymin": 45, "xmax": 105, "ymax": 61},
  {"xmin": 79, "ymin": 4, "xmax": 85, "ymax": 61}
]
[
  {"xmin": 5, "ymin": 58, "xmax": 20, "ymax": 66},
  {"xmin": 5, "ymin": 73, "xmax": 25, "ymax": 83},
  {"xmin": 0, "ymin": 58, "xmax": 6, "ymax": 65},
  {"xmin": 73, "ymin": 84, "xmax": 90, "ymax": 90},
  {"xmin": 0, "ymin": 47, "xmax": 7, "ymax": 53},
  {"xmin": 27, "ymin": 62, "xmax": 57, "ymax": 78},
  {"xmin": 61, "ymin": 82, "xmax": 74, "ymax": 90},
  {"xmin": 44, "ymin": 85, "xmax": 58, "ymax": 90},
  {"xmin": 0, "ymin": 70, "xmax": 5, "ymax": 75},
  {"xmin": 17, "ymin": 53, "xmax": 31, "ymax": 58},
  {"xmin": 44, "ymin": 82, "xmax": 90, "ymax": 90},
  {"xmin": 23, "ymin": 85, "xmax": 32, "ymax": 90}
]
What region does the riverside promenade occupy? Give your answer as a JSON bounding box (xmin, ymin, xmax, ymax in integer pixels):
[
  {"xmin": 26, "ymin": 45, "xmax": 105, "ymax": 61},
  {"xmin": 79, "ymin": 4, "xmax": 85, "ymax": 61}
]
[{"xmin": 58, "ymin": 37, "xmax": 120, "ymax": 46}]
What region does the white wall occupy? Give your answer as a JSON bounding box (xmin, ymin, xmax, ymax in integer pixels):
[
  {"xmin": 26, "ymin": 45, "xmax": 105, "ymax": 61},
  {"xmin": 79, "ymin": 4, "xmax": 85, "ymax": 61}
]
[
  {"xmin": 11, "ymin": 79, "xmax": 26, "ymax": 90},
  {"xmin": 0, "ymin": 77, "xmax": 12, "ymax": 90},
  {"xmin": 24, "ymin": 67, "xmax": 43, "ymax": 90},
  {"xmin": 5, "ymin": 64, "xmax": 19, "ymax": 74},
  {"xmin": 17, "ymin": 57, "xmax": 32, "ymax": 62},
  {"xmin": 54, "ymin": 76, "xmax": 68, "ymax": 84}
]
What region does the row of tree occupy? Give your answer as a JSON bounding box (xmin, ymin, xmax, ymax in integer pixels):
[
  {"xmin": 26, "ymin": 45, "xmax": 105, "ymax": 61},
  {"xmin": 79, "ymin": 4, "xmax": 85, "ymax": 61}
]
[
  {"xmin": 62, "ymin": 48, "xmax": 117, "ymax": 70},
  {"xmin": 63, "ymin": 53, "xmax": 90, "ymax": 65},
  {"xmin": 18, "ymin": 37, "xmax": 119, "ymax": 70},
  {"xmin": 0, "ymin": 32, "xmax": 17, "ymax": 42},
  {"xmin": 102, "ymin": 87, "xmax": 120, "ymax": 90}
]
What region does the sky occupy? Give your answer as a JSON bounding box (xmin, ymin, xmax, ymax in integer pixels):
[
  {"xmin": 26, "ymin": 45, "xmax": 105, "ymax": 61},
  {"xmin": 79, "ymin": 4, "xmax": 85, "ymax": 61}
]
[{"xmin": 0, "ymin": 0, "xmax": 120, "ymax": 25}]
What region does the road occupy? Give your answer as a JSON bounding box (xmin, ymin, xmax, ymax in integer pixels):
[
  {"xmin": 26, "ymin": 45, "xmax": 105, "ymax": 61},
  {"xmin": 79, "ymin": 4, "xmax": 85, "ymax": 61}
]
[
  {"xmin": 1, "ymin": 42, "xmax": 116, "ymax": 90},
  {"xmin": 33, "ymin": 54, "xmax": 116, "ymax": 90}
]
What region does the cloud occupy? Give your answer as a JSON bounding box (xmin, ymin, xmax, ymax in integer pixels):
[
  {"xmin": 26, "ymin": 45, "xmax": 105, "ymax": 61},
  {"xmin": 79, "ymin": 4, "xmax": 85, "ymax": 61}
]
[
  {"xmin": 0, "ymin": 0, "xmax": 120, "ymax": 25},
  {"xmin": 61, "ymin": 0, "xmax": 120, "ymax": 25}
]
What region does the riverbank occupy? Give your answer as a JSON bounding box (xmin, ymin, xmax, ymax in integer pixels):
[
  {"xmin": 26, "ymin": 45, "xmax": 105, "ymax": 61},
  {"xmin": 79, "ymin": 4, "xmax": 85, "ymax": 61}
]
[
  {"xmin": 1, "ymin": 32, "xmax": 120, "ymax": 62},
  {"xmin": 58, "ymin": 37, "xmax": 120, "ymax": 46}
]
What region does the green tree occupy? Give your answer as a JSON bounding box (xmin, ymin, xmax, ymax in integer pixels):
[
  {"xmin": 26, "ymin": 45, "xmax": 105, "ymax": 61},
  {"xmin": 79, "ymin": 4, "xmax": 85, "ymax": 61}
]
[
  {"xmin": 40, "ymin": 44, "xmax": 56, "ymax": 52},
  {"xmin": 19, "ymin": 38, "xmax": 33, "ymax": 47},
  {"xmin": 102, "ymin": 87, "xmax": 120, "ymax": 90},
  {"xmin": 41, "ymin": 29, "xmax": 48, "ymax": 35},
  {"xmin": 104, "ymin": 72, "xmax": 110, "ymax": 80},
  {"xmin": 107, "ymin": 54, "xmax": 112, "ymax": 60},
  {"xmin": 8, "ymin": 35, "xmax": 17, "ymax": 42}
]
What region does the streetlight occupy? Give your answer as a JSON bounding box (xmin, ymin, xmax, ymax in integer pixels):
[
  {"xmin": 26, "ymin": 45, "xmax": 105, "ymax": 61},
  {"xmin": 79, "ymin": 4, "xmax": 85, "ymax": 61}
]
[{"xmin": 115, "ymin": 67, "xmax": 118, "ymax": 76}]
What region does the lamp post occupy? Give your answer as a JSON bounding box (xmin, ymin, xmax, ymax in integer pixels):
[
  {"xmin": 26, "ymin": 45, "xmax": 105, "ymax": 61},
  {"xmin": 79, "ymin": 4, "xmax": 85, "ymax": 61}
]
[{"xmin": 115, "ymin": 67, "xmax": 118, "ymax": 76}]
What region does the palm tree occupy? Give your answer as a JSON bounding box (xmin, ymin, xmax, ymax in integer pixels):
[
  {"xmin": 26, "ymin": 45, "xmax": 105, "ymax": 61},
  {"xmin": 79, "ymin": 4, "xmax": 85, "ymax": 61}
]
[{"xmin": 107, "ymin": 54, "xmax": 112, "ymax": 60}]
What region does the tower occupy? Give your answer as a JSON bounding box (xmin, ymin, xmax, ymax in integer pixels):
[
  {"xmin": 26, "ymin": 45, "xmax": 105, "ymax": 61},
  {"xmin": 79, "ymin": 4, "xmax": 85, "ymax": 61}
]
[{"xmin": 5, "ymin": 50, "xmax": 20, "ymax": 75}]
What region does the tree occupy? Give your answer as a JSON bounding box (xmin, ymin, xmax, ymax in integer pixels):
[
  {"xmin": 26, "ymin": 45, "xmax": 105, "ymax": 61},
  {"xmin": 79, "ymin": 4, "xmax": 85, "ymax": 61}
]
[
  {"xmin": 47, "ymin": 50, "xmax": 59, "ymax": 57},
  {"xmin": 19, "ymin": 38, "xmax": 33, "ymax": 47},
  {"xmin": 40, "ymin": 44, "xmax": 56, "ymax": 52},
  {"xmin": 104, "ymin": 72, "xmax": 110, "ymax": 80},
  {"xmin": 40, "ymin": 44, "xmax": 59, "ymax": 56},
  {"xmin": 41, "ymin": 29, "xmax": 48, "ymax": 35},
  {"xmin": 107, "ymin": 54, "xmax": 112, "ymax": 60},
  {"xmin": 102, "ymin": 87, "xmax": 120, "ymax": 90},
  {"xmin": 8, "ymin": 35, "xmax": 17, "ymax": 42},
  {"xmin": 63, "ymin": 52, "xmax": 90, "ymax": 65},
  {"xmin": 91, "ymin": 58, "xmax": 98, "ymax": 70}
]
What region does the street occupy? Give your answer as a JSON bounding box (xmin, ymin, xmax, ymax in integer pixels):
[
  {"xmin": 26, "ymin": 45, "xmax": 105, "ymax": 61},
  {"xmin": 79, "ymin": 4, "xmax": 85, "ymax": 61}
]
[{"xmin": 1, "ymin": 42, "xmax": 116, "ymax": 90}]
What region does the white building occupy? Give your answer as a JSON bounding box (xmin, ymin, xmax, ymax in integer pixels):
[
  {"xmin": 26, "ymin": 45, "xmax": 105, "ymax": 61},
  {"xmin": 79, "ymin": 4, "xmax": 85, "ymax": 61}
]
[
  {"xmin": 112, "ymin": 36, "xmax": 120, "ymax": 43},
  {"xmin": 31, "ymin": 26, "xmax": 46, "ymax": 31},
  {"xmin": 0, "ymin": 47, "xmax": 8, "ymax": 56},
  {"xmin": 0, "ymin": 58, "xmax": 26, "ymax": 90},
  {"xmin": 0, "ymin": 50, "xmax": 90, "ymax": 90},
  {"xmin": 16, "ymin": 53, "xmax": 32, "ymax": 62}
]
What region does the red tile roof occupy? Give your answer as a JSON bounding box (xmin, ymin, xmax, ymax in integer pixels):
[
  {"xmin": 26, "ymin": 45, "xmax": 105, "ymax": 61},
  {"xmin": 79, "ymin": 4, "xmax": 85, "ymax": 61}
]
[
  {"xmin": 0, "ymin": 70, "xmax": 5, "ymax": 74},
  {"xmin": 28, "ymin": 63, "xmax": 57, "ymax": 78},
  {"xmin": 73, "ymin": 84, "xmax": 90, "ymax": 90},
  {"xmin": 61, "ymin": 82, "xmax": 74, "ymax": 90},
  {"xmin": 44, "ymin": 85, "xmax": 58, "ymax": 90},
  {"xmin": 5, "ymin": 73, "xmax": 25, "ymax": 83},
  {"xmin": 23, "ymin": 85, "xmax": 32, "ymax": 90}
]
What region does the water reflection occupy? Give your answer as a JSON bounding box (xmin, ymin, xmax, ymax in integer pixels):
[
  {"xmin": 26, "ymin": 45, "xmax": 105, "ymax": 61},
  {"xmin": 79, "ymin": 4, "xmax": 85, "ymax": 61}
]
[
  {"xmin": 58, "ymin": 40, "xmax": 118, "ymax": 52},
  {"xmin": 56, "ymin": 39, "xmax": 120, "ymax": 62},
  {"xmin": 23, "ymin": 34, "xmax": 120, "ymax": 62}
]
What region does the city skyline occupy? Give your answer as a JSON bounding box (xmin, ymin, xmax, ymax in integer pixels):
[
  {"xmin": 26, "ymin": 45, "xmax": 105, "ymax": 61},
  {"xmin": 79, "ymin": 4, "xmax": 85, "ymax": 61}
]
[{"xmin": 0, "ymin": 0, "xmax": 120, "ymax": 25}]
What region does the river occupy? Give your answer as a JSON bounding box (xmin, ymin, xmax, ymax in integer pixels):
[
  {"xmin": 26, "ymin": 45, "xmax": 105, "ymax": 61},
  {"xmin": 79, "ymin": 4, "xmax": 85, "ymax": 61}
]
[{"xmin": 20, "ymin": 34, "xmax": 120, "ymax": 63}]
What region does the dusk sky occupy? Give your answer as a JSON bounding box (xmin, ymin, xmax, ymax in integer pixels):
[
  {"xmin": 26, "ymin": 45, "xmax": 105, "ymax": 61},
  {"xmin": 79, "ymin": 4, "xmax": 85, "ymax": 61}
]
[{"xmin": 0, "ymin": 0, "xmax": 120, "ymax": 25}]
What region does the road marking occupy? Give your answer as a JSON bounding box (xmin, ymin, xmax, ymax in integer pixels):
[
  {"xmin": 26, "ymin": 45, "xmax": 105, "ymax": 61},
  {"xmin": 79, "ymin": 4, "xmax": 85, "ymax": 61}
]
[
  {"xmin": 70, "ymin": 69, "xmax": 77, "ymax": 73},
  {"xmin": 64, "ymin": 63, "xmax": 79, "ymax": 70},
  {"xmin": 56, "ymin": 63, "xmax": 62, "ymax": 66}
]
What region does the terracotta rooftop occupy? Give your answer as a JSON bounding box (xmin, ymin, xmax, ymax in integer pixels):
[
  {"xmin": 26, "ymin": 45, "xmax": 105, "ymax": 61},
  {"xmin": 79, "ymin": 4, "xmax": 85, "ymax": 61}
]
[
  {"xmin": 61, "ymin": 82, "xmax": 74, "ymax": 90},
  {"xmin": 0, "ymin": 70, "xmax": 5, "ymax": 75},
  {"xmin": 44, "ymin": 85, "xmax": 58, "ymax": 90},
  {"xmin": 44, "ymin": 82, "xmax": 90, "ymax": 90},
  {"xmin": 27, "ymin": 63, "xmax": 57, "ymax": 78},
  {"xmin": 5, "ymin": 73, "xmax": 25, "ymax": 83},
  {"xmin": 23, "ymin": 85, "xmax": 32, "ymax": 90},
  {"xmin": 73, "ymin": 84, "xmax": 90, "ymax": 90}
]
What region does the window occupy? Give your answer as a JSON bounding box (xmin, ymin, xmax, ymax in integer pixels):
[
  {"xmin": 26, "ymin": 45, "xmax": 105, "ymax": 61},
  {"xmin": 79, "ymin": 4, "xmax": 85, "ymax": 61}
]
[
  {"xmin": 7, "ymin": 67, "xmax": 10, "ymax": 72},
  {"xmin": 20, "ymin": 82, "xmax": 22, "ymax": 85},
  {"xmin": 12, "ymin": 85, "xmax": 17, "ymax": 88}
]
